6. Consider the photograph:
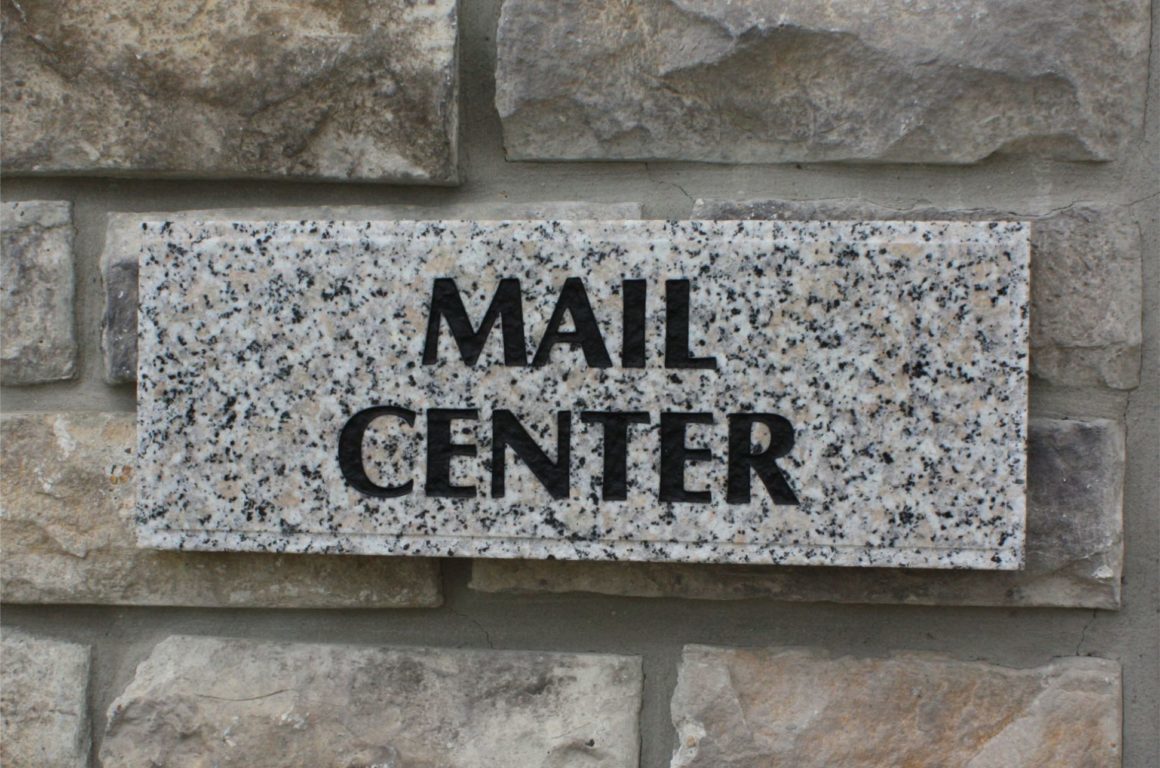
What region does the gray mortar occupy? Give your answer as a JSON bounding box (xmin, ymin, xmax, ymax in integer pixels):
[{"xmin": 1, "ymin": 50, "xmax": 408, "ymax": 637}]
[{"xmin": 1, "ymin": 0, "xmax": 1156, "ymax": 765}]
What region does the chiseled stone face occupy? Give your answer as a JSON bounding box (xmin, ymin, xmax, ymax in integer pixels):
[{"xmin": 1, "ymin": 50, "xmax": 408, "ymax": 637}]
[
  {"xmin": 1, "ymin": 0, "xmax": 459, "ymax": 183},
  {"xmin": 471, "ymin": 418, "xmax": 1125, "ymax": 608},
  {"xmin": 693, "ymin": 199, "xmax": 1143, "ymax": 389},
  {"xmin": 136, "ymin": 220, "xmax": 1028, "ymax": 568},
  {"xmin": 0, "ymin": 412, "xmax": 441, "ymax": 607},
  {"xmin": 100, "ymin": 202, "xmax": 644, "ymax": 384},
  {"xmin": 101, "ymin": 636, "xmax": 642, "ymax": 768},
  {"xmin": 1, "ymin": 201, "xmax": 76, "ymax": 385},
  {"xmin": 101, "ymin": 230, "xmax": 139, "ymax": 385},
  {"xmin": 1, "ymin": 631, "xmax": 91, "ymax": 768},
  {"xmin": 671, "ymin": 646, "xmax": 1122, "ymax": 768},
  {"xmin": 496, "ymin": 0, "xmax": 1149, "ymax": 164}
]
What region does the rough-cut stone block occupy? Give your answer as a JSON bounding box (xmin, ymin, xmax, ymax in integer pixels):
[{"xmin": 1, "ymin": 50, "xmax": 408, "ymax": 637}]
[
  {"xmin": 2, "ymin": 1, "xmax": 459, "ymax": 183},
  {"xmin": 693, "ymin": 199, "xmax": 1143, "ymax": 389},
  {"xmin": 1030, "ymin": 209, "xmax": 1143, "ymax": 389},
  {"xmin": 672, "ymin": 646, "xmax": 1121, "ymax": 768},
  {"xmin": 1, "ymin": 631, "xmax": 91, "ymax": 768},
  {"xmin": 1, "ymin": 201, "xmax": 76, "ymax": 384},
  {"xmin": 100, "ymin": 202, "xmax": 642, "ymax": 383},
  {"xmin": 0, "ymin": 413, "xmax": 441, "ymax": 607},
  {"xmin": 101, "ymin": 636, "xmax": 642, "ymax": 768},
  {"xmin": 471, "ymin": 418, "xmax": 1124, "ymax": 608},
  {"xmin": 136, "ymin": 220, "xmax": 1028, "ymax": 568},
  {"xmin": 100, "ymin": 235, "xmax": 138, "ymax": 385},
  {"xmin": 497, "ymin": 0, "xmax": 1149, "ymax": 164}
]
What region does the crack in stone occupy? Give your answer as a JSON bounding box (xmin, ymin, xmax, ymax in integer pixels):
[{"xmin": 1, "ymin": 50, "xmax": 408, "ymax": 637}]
[
  {"xmin": 450, "ymin": 608, "xmax": 495, "ymax": 649},
  {"xmin": 194, "ymin": 689, "xmax": 294, "ymax": 703},
  {"xmin": 644, "ymin": 163, "xmax": 695, "ymax": 207},
  {"xmin": 1074, "ymin": 610, "xmax": 1097, "ymax": 655}
]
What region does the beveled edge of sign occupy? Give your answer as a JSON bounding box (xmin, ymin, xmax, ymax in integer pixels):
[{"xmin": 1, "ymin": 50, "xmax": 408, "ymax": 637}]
[{"xmin": 134, "ymin": 528, "xmax": 1026, "ymax": 569}]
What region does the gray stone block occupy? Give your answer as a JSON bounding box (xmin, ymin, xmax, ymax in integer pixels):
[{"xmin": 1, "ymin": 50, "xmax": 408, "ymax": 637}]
[
  {"xmin": 101, "ymin": 636, "xmax": 642, "ymax": 768},
  {"xmin": 671, "ymin": 646, "xmax": 1121, "ymax": 768},
  {"xmin": 100, "ymin": 202, "xmax": 643, "ymax": 383},
  {"xmin": 100, "ymin": 238, "xmax": 137, "ymax": 385},
  {"xmin": 1, "ymin": 1, "xmax": 459, "ymax": 183},
  {"xmin": 0, "ymin": 412, "xmax": 442, "ymax": 607},
  {"xmin": 1, "ymin": 631, "xmax": 91, "ymax": 768},
  {"xmin": 1, "ymin": 201, "xmax": 76, "ymax": 385},
  {"xmin": 497, "ymin": 0, "xmax": 1149, "ymax": 164},
  {"xmin": 471, "ymin": 418, "xmax": 1125, "ymax": 608},
  {"xmin": 693, "ymin": 199, "xmax": 1143, "ymax": 389}
]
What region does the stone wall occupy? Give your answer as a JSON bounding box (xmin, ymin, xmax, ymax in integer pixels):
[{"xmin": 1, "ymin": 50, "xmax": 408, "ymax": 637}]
[{"xmin": 1, "ymin": 0, "xmax": 1156, "ymax": 766}]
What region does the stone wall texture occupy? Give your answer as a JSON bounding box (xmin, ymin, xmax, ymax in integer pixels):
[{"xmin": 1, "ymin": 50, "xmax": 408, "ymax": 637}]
[
  {"xmin": 101, "ymin": 636, "xmax": 643, "ymax": 768},
  {"xmin": 473, "ymin": 417, "xmax": 1125, "ymax": 608},
  {"xmin": 1, "ymin": 631, "xmax": 91, "ymax": 768},
  {"xmin": 496, "ymin": 0, "xmax": 1150, "ymax": 164},
  {"xmin": 0, "ymin": 412, "xmax": 442, "ymax": 607},
  {"xmin": 671, "ymin": 646, "xmax": 1122, "ymax": 768},
  {"xmin": 1, "ymin": 0, "xmax": 1155, "ymax": 763},
  {"xmin": 0, "ymin": 201, "xmax": 76, "ymax": 384},
  {"xmin": 1, "ymin": 0, "xmax": 460, "ymax": 183}
]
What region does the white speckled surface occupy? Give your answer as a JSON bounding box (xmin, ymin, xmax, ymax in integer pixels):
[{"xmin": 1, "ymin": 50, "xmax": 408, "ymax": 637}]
[{"xmin": 136, "ymin": 220, "xmax": 1028, "ymax": 568}]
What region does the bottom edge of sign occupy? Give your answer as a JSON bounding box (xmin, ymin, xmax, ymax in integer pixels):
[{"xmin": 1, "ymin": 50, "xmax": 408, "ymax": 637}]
[{"xmin": 134, "ymin": 529, "xmax": 1025, "ymax": 571}]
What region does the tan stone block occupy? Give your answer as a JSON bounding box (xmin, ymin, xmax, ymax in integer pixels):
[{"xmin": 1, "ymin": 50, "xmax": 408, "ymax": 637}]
[
  {"xmin": 2, "ymin": 1, "xmax": 459, "ymax": 183},
  {"xmin": 1, "ymin": 413, "xmax": 441, "ymax": 607},
  {"xmin": 497, "ymin": 0, "xmax": 1149, "ymax": 164},
  {"xmin": 1, "ymin": 631, "xmax": 91, "ymax": 768},
  {"xmin": 1, "ymin": 201, "xmax": 76, "ymax": 385},
  {"xmin": 672, "ymin": 646, "xmax": 1121, "ymax": 768},
  {"xmin": 101, "ymin": 636, "xmax": 642, "ymax": 768}
]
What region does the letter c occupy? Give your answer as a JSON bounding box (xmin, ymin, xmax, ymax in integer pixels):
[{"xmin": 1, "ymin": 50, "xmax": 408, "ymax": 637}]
[{"xmin": 338, "ymin": 406, "xmax": 416, "ymax": 498}]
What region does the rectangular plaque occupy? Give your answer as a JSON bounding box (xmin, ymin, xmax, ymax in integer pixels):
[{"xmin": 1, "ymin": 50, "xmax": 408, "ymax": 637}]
[{"xmin": 137, "ymin": 220, "xmax": 1028, "ymax": 568}]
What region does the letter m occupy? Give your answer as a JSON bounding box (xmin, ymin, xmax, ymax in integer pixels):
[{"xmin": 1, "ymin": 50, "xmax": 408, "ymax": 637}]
[{"xmin": 422, "ymin": 278, "xmax": 527, "ymax": 366}]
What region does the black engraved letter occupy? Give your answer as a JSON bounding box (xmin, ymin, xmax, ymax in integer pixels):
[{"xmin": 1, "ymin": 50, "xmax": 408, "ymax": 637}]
[
  {"xmin": 581, "ymin": 411, "xmax": 650, "ymax": 500},
  {"xmin": 491, "ymin": 410, "xmax": 571, "ymax": 499},
  {"xmin": 422, "ymin": 278, "xmax": 527, "ymax": 366},
  {"xmin": 665, "ymin": 279, "xmax": 717, "ymax": 369},
  {"xmin": 532, "ymin": 277, "xmax": 612, "ymax": 368},
  {"xmin": 338, "ymin": 406, "xmax": 416, "ymax": 498},
  {"xmin": 727, "ymin": 413, "xmax": 798, "ymax": 504},
  {"xmin": 659, "ymin": 412, "xmax": 714, "ymax": 503},
  {"xmin": 621, "ymin": 279, "xmax": 647, "ymax": 368},
  {"xmin": 426, "ymin": 408, "xmax": 479, "ymax": 498}
]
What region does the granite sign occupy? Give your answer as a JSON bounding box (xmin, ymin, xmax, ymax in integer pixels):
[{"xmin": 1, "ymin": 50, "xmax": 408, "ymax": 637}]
[{"xmin": 137, "ymin": 220, "xmax": 1028, "ymax": 568}]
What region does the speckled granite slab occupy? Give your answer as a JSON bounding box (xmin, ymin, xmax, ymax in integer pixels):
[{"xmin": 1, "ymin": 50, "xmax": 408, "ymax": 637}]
[{"xmin": 136, "ymin": 220, "xmax": 1028, "ymax": 568}]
